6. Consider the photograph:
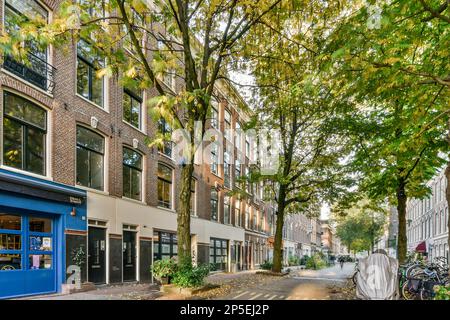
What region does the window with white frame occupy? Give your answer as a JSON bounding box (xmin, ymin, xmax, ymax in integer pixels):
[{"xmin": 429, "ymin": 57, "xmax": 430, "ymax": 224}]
[
  {"xmin": 224, "ymin": 196, "xmax": 231, "ymax": 225},
  {"xmin": 2, "ymin": 92, "xmax": 47, "ymax": 175},
  {"xmin": 122, "ymin": 147, "xmax": 143, "ymax": 201},
  {"xmin": 157, "ymin": 163, "xmax": 172, "ymax": 209},
  {"xmin": 235, "ymin": 199, "xmax": 241, "ymax": 227},
  {"xmin": 211, "ymin": 189, "xmax": 218, "ymax": 221},
  {"xmin": 77, "ymin": 39, "xmax": 105, "ymax": 107},
  {"xmin": 76, "ymin": 126, "xmax": 105, "ymax": 190}
]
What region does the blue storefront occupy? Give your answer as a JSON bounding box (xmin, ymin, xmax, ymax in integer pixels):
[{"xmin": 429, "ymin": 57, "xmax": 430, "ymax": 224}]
[{"xmin": 0, "ymin": 169, "xmax": 87, "ymax": 299}]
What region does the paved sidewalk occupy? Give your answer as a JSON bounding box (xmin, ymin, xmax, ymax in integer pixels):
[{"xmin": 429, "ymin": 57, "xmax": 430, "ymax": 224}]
[{"xmin": 17, "ymin": 283, "xmax": 162, "ymax": 300}]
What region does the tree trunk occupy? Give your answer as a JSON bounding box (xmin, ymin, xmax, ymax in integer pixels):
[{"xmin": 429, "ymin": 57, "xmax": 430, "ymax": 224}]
[
  {"xmin": 445, "ymin": 161, "xmax": 450, "ymax": 268},
  {"xmin": 272, "ymin": 187, "xmax": 287, "ymax": 273},
  {"xmin": 396, "ymin": 180, "xmax": 408, "ymax": 264},
  {"xmin": 177, "ymin": 163, "xmax": 194, "ymax": 266},
  {"xmin": 272, "ymin": 207, "xmax": 285, "ymax": 273}
]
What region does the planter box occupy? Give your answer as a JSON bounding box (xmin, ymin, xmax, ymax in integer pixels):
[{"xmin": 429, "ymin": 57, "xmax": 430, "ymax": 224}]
[{"xmin": 160, "ymin": 284, "xmax": 220, "ymax": 297}]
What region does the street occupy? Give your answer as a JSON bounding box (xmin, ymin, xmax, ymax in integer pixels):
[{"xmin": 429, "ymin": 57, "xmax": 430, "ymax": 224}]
[
  {"xmin": 20, "ymin": 263, "xmax": 355, "ymax": 300},
  {"xmin": 217, "ymin": 263, "xmax": 355, "ymax": 300}
]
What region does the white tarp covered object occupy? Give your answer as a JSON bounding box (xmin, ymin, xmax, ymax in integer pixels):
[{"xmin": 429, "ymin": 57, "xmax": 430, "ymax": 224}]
[{"xmin": 356, "ymin": 250, "xmax": 400, "ymax": 300}]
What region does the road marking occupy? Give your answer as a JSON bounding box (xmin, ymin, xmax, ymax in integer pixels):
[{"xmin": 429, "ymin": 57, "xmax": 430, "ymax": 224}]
[
  {"xmin": 249, "ymin": 292, "xmax": 256, "ymax": 296},
  {"xmin": 293, "ymin": 276, "xmax": 346, "ymax": 282},
  {"xmin": 267, "ymin": 294, "xmax": 277, "ymax": 300},
  {"xmin": 278, "ymin": 295, "xmax": 285, "ymax": 300},
  {"xmin": 249, "ymin": 293, "xmax": 263, "ymax": 300},
  {"xmin": 263, "ymin": 294, "xmax": 270, "ymax": 298},
  {"xmin": 286, "ymin": 296, "xmax": 293, "ymax": 300},
  {"xmin": 232, "ymin": 291, "xmax": 249, "ymax": 299}
]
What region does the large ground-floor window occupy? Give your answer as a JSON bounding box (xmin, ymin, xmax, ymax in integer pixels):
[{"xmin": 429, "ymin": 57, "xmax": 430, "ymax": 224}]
[
  {"xmin": 209, "ymin": 238, "xmax": 228, "ymax": 271},
  {"xmin": 153, "ymin": 231, "xmax": 177, "ymax": 261}
]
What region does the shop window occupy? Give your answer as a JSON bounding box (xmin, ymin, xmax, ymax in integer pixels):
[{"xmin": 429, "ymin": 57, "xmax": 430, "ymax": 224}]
[
  {"xmin": 122, "ymin": 147, "xmax": 143, "ymax": 201},
  {"xmin": 29, "ymin": 254, "xmax": 52, "ymax": 269},
  {"xmin": 157, "ymin": 164, "xmax": 172, "ymax": 208},
  {"xmin": 0, "ymin": 214, "xmax": 21, "ymax": 230},
  {"xmin": 76, "ymin": 126, "xmax": 105, "ymax": 190},
  {"xmin": 3, "ymin": 92, "xmax": 47, "ymax": 175},
  {"xmin": 29, "ymin": 217, "xmax": 51, "ymax": 233},
  {"xmin": 0, "ymin": 254, "xmax": 21, "ymax": 270},
  {"xmin": 153, "ymin": 231, "xmax": 177, "ymax": 261},
  {"xmin": 77, "ymin": 39, "xmax": 105, "ymax": 107},
  {"xmin": 209, "ymin": 238, "xmax": 228, "ymax": 271}
]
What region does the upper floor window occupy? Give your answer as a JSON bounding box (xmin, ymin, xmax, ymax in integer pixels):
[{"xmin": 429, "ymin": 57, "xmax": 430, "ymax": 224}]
[
  {"xmin": 158, "ymin": 118, "xmax": 172, "ymax": 158},
  {"xmin": 245, "ymin": 205, "xmax": 250, "ymax": 229},
  {"xmin": 224, "ymin": 109, "xmax": 231, "ymax": 141},
  {"xmin": 78, "ymin": 0, "xmax": 106, "ymax": 18},
  {"xmin": 245, "ymin": 135, "xmax": 251, "ymax": 159},
  {"xmin": 123, "ymin": 88, "xmax": 142, "ymax": 129},
  {"xmin": 162, "ymin": 68, "xmax": 176, "ymax": 92},
  {"xmin": 235, "ymin": 159, "xmax": 241, "ymax": 178},
  {"xmin": 224, "ymin": 196, "xmax": 231, "ymax": 225},
  {"xmin": 260, "ymin": 211, "xmax": 264, "ymax": 232},
  {"xmin": 77, "ymin": 39, "xmax": 105, "ymax": 107},
  {"xmin": 190, "ymin": 179, "xmax": 196, "ymax": 215},
  {"xmin": 157, "ymin": 163, "xmax": 172, "ymax": 209},
  {"xmin": 211, "ymin": 102, "xmax": 219, "ymax": 129},
  {"xmin": 234, "ymin": 199, "xmax": 241, "ymax": 227},
  {"xmin": 224, "ymin": 149, "xmax": 231, "ymax": 189},
  {"xmin": 2, "ymin": 92, "xmax": 46, "ymax": 175},
  {"xmin": 76, "ymin": 126, "xmax": 104, "ymax": 190},
  {"xmin": 235, "ymin": 121, "xmax": 242, "ymax": 150},
  {"xmin": 211, "ymin": 143, "xmax": 219, "ymax": 175},
  {"xmin": 122, "ymin": 147, "xmax": 143, "ymax": 201},
  {"xmin": 211, "ymin": 189, "xmax": 218, "ymax": 221},
  {"xmin": 3, "ymin": 0, "xmax": 54, "ymax": 92}
]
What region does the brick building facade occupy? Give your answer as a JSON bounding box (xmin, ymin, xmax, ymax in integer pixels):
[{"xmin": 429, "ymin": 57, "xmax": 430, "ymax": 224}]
[{"xmin": 0, "ymin": 0, "xmax": 283, "ymax": 298}]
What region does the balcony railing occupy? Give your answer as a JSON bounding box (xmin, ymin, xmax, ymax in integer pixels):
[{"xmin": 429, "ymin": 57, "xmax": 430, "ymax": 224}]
[{"xmin": 3, "ymin": 52, "xmax": 56, "ymax": 93}]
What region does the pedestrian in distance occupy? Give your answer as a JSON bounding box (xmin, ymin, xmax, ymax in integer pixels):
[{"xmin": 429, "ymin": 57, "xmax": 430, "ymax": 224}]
[{"xmin": 338, "ymin": 256, "xmax": 345, "ymax": 269}]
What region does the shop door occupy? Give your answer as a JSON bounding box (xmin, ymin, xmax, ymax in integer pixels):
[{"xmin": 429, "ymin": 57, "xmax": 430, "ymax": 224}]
[
  {"xmin": 0, "ymin": 213, "xmax": 56, "ymax": 298},
  {"xmin": 88, "ymin": 227, "xmax": 106, "ymax": 284},
  {"xmin": 123, "ymin": 231, "xmax": 136, "ymax": 281}
]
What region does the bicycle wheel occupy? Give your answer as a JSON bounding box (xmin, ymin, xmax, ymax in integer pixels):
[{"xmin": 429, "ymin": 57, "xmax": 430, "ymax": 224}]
[{"xmin": 401, "ymin": 280, "xmax": 420, "ymax": 300}]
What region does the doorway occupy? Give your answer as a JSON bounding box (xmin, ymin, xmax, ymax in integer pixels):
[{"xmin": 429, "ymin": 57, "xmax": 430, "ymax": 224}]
[{"xmin": 88, "ymin": 227, "xmax": 106, "ymax": 284}]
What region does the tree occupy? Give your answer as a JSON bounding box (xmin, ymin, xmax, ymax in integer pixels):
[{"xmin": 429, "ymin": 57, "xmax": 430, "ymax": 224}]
[
  {"xmin": 0, "ymin": 0, "xmax": 283, "ymax": 265},
  {"xmin": 236, "ymin": 1, "xmax": 355, "ymax": 273},
  {"xmin": 333, "ymin": 199, "xmax": 387, "ymax": 255},
  {"xmin": 322, "ymin": 0, "xmax": 449, "ymax": 263}
]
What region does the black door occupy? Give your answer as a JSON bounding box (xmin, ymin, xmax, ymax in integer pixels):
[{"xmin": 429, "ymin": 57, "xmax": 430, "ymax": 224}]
[
  {"xmin": 123, "ymin": 231, "xmax": 136, "ymax": 282},
  {"xmin": 88, "ymin": 227, "xmax": 106, "ymax": 284}
]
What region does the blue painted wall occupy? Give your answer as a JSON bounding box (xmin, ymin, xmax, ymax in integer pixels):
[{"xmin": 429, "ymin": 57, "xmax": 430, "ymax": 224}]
[{"xmin": 0, "ymin": 169, "xmax": 87, "ymax": 298}]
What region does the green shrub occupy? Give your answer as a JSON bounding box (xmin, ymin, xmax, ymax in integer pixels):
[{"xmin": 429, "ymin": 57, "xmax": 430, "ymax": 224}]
[
  {"xmin": 260, "ymin": 260, "xmax": 273, "ymax": 270},
  {"xmin": 171, "ymin": 263, "xmax": 210, "ymax": 288},
  {"xmin": 434, "ymin": 285, "xmax": 450, "ymax": 300},
  {"xmin": 288, "ymin": 255, "xmax": 300, "ymax": 266},
  {"xmin": 151, "ymin": 258, "xmax": 178, "ymax": 279},
  {"xmin": 300, "ymin": 255, "xmax": 309, "ymax": 265},
  {"xmin": 305, "ymin": 253, "xmax": 327, "ymax": 270}
]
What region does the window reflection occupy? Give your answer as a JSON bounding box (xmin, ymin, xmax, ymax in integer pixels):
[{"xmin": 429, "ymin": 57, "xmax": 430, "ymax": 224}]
[{"xmin": 29, "ymin": 235, "xmax": 52, "ymax": 251}]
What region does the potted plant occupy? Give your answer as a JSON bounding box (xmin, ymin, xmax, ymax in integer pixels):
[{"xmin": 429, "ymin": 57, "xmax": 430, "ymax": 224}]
[{"xmin": 150, "ymin": 258, "xmax": 178, "ymax": 285}]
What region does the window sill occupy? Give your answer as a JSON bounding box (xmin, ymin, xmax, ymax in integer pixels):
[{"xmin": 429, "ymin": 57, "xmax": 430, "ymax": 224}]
[
  {"xmin": 158, "ymin": 152, "xmax": 174, "ymax": 162},
  {"xmin": 76, "ymin": 185, "xmax": 109, "ymax": 196},
  {"xmin": 0, "ymin": 165, "xmax": 53, "ymax": 181},
  {"xmin": 122, "ymin": 120, "xmax": 146, "ymax": 135},
  {"xmin": 121, "ymin": 196, "xmax": 147, "ymax": 206},
  {"xmin": 1, "ymin": 68, "xmax": 54, "ymax": 99},
  {"xmin": 76, "ymin": 94, "xmax": 108, "ymax": 113},
  {"xmin": 157, "ymin": 206, "xmax": 176, "ymax": 214}
]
